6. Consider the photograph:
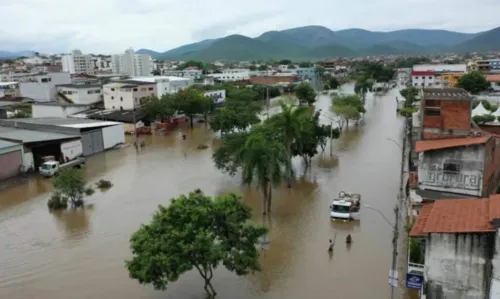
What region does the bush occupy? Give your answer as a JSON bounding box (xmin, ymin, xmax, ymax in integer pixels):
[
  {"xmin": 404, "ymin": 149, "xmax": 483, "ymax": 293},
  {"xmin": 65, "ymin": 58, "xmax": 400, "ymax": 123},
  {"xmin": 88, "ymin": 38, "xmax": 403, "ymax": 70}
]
[
  {"xmin": 47, "ymin": 192, "xmax": 68, "ymax": 210},
  {"xmin": 95, "ymin": 179, "xmax": 113, "ymax": 189},
  {"xmin": 399, "ymin": 107, "xmax": 418, "ymax": 118},
  {"xmin": 473, "ymin": 114, "xmax": 496, "ymax": 124}
]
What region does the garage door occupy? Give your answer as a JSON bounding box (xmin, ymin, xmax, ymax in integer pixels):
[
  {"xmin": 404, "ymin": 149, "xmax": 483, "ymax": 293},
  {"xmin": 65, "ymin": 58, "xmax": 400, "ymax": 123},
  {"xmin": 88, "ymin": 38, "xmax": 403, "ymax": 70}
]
[
  {"xmin": 0, "ymin": 150, "xmax": 22, "ymax": 180},
  {"xmin": 81, "ymin": 130, "xmax": 104, "ymax": 156}
]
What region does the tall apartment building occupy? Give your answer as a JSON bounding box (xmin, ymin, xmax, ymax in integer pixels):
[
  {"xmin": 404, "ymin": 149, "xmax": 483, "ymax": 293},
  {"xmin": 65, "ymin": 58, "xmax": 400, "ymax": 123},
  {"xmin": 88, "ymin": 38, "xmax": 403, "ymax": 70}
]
[
  {"xmin": 111, "ymin": 48, "xmax": 152, "ymax": 77},
  {"xmin": 61, "ymin": 50, "xmax": 94, "ymax": 75}
]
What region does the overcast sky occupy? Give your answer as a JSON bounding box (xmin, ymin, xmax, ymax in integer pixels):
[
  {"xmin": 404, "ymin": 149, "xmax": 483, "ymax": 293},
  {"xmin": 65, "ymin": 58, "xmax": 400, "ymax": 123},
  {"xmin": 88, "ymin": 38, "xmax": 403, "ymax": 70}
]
[{"xmin": 0, "ymin": 0, "xmax": 498, "ymax": 54}]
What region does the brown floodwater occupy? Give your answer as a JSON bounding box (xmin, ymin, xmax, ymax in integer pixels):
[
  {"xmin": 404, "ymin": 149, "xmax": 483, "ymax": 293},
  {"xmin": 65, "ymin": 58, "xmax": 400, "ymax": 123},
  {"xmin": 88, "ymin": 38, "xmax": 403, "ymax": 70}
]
[{"xmin": 0, "ymin": 85, "xmax": 405, "ymax": 299}]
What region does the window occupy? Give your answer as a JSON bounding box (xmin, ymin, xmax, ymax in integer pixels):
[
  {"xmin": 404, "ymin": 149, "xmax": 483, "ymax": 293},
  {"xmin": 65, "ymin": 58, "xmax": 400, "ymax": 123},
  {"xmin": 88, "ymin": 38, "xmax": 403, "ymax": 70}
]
[
  {"xmin": 111, "ymin": 96, "xmax": 114, "ymax": 100},
  {"xmin": 421, "ymin": 83, "xmax": 424, "ymax": 86},
  {"xmin": 414, "ymin": 83, "xmax": 418, "ymax": 86},
  {"xmin": 133, "ymin": 88, "xmax": 138, "ymax": 91},
  {"xmin": 111, "ymin": 88, "xmax": 115, "ymax": 91},
  {"xmin": 428, "ymin": 76, "xmax": 432, "ymax": 79},
  {"xmin": 120, "ymin": 97, "xmax": 123, "ymax": 101},
  {"xmin": 148, "ymin": 87, "xmax": 153, "ymax": 91},
  {"xmin": 120, "ymin": 106, "xmax": 123, "ymax": 111},
  {"xmin": 443, "ymin": 162, "xmax": 460, "ymax": 172},
  {"xmin": 424, "ymin": 100, "xmax": 441, "ymax": 116}
]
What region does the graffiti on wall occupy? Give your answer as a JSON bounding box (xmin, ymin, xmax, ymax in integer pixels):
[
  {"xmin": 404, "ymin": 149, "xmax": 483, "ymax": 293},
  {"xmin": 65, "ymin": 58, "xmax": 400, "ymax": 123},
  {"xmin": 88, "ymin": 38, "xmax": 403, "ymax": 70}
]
[{"xmin": 421, "ymin": 171, "xmax": 482, "ymax": 190}]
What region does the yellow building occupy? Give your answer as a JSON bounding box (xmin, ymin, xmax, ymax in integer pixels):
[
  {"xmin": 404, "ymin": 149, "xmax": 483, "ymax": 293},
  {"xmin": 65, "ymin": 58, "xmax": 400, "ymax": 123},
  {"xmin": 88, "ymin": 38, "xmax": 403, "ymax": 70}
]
[{"xmin": 439, "ymin": 72, "xmax": 465, "ymax": 87}]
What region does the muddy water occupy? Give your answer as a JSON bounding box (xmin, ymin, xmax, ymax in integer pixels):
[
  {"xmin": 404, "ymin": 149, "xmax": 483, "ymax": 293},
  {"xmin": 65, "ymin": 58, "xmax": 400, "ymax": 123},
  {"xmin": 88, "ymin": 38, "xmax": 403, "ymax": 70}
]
[{"xmin": 0, "ymin": 85, "xmax": 405, "ymax": 299}]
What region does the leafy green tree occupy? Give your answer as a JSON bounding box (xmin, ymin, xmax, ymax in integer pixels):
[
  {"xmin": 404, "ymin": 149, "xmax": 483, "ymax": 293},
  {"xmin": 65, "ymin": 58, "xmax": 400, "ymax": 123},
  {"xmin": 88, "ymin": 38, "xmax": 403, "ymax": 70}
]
[
  {"xmin": 287, "ymin": 64, "xmax": 296, "ymax": 69},
  {"xmin": 354, "ymin": 77, "xmax": 374, "ymax": 101},
  {"xmin": 249, "ymin": 65, "xmax": 257, "ymax": 71},
  {"xmin": 125, "ymin": 190, "xmax": 267, "ymax": 298},
  {"xmin": 143, "ymin": 95, "xmax": 175, "ymax": 122},
  {"xmin": 279, "ymin": 59, "xmax": 292, "ymax": 65},
  {"xmin": 332, "ymin": 94, "xmax": 366, "ymax": 129},
  {"xmin": 49, "ymin": 168, "xmax": 94, "ymax": 209},
  {"xmin": 173, "ymin": 90, "xmax": 209, "ymax": 128},
  {"xmin": 152, "ymin": 70, "xmax": 161, "ymax": 76},
  {"xmin": 295, "ymin": 82, "xmax": 316, "ymax": 106},
  {"xmin": 209, "ymin": 102, "xmax": 260, "ymax": 135},
  {"xmin": 228, "ymin": 88, "xmax": 259, "ymax": 102},
  {"xmin": 257, "ymin": 65, "xmax": 268, "ymax": 71},
  {"xmin": 456, "ymin": 71, "xmax": 491, "ymax": 94},
  {"xmin": 328, "ymin": 77, "xmax": 340, "ymax": 90},
  {"xmin": 177, "ymin": 60, "xmax": 204, "ymax": 70},
  {"xmin": 298, "ymin": 62, "xmax": 312, "ymax": 68},
  {"xmin": 267, "ymin": 102, "xmax": 308, "ymax": 186},
  {"xmin": 472, "ymin": 114, "xmax": 496, "ymax": 124}
]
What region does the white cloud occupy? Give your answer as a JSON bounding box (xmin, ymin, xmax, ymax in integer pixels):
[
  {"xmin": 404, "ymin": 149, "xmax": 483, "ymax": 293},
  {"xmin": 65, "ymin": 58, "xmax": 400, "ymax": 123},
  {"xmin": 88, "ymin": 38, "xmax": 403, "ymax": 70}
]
[{"xmin": 0, "ymin": 0, "xmax": 498, "ymax": 54}]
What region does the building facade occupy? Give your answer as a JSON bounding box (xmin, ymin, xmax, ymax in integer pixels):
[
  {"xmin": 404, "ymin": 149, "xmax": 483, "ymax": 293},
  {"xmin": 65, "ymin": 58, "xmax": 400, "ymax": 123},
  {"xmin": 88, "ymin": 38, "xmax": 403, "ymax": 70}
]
[
  {"xmin": 111, "ymin": 48, "xmax": 152, "ymax": 77},
  {"xmin": 61, "ymin": 50, "xmax": 94, "ymax": 75},
  {"xmin": 412, "ymin": 71, "xmax": 436, "ymax": 87},
  {"xmin": 102, "ymin": 81, "xmax": 156, "ymax": 110},
  {"xmin": 18, "ymin": 72, "xmax": 72, "ymax": 102},
  {"xmin": 207, "ymin": 69, "xmax": 250, "ymax": 82},
  {"xmin": 163, "ymin": 68, "xmax": 202, "ymax": 79},
  {"xmin": 56, "ymin": 84, "xmax": 102, "ymax": 105},
  {"xmin": 131, "ymin": 76, "xmax": 193, "ymax": 97},
  {"xmin": 439, "ymin": 73, "xmax": 464, "ymax": 88}
]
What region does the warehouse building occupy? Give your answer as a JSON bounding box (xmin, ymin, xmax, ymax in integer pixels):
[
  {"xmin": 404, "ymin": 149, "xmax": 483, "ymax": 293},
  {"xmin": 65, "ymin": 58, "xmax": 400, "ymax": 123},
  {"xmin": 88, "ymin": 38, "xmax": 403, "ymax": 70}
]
[
  {"xmin": 0, "ymin": 118, "xmax": 125, "ymax": 170},
  {"xmin": 0, "ymin": 140, "xmax": 23, "ymax": 180}
]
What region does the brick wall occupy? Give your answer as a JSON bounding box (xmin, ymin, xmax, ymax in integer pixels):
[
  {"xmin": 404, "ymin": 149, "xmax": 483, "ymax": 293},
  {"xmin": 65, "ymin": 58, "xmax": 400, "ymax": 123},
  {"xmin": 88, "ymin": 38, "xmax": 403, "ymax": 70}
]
[
  {"xmin": 483, "ymin": 137, "xmax": 500, "ymax": 195},
  {"xmin": 422, "ymin": 99, "xmax": 471, "ymax": 140}
]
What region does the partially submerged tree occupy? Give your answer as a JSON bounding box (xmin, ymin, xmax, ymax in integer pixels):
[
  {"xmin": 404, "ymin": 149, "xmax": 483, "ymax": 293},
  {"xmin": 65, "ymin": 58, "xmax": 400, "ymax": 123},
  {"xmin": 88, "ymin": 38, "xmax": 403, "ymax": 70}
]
[
  {"xmin": 143, "ymin": 95, "xmax": 175, "ymax": 122},
  {"xmin": 295, "ymin": 82, "xmax": 317, "ymax": 106},
  {"xmin": 331, "ymin": 94, "xmax": 366, "ymax": 129},
  {"xmin": 125, "ymin": 190, "xmax": 267, "ymax": 298},
  {"xmin": 48, "ymin": 168, "xmax": 94, "ymax": 209}
]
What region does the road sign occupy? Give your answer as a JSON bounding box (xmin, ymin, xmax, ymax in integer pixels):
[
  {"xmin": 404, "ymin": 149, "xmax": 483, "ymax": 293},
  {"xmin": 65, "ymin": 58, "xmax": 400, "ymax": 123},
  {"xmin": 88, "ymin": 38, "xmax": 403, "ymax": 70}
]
[
  {"xmin": 388, "ymin": 269, "xmax": 398, "ymax": 287},
  {"xmin": 406, "ymin": 273, "xmax": 424, "ymax": 289}
]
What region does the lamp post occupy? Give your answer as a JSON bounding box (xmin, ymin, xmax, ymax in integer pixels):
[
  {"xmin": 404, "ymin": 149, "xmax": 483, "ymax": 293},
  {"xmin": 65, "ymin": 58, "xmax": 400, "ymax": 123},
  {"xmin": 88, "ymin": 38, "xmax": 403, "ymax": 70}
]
[{"xmin": 364, "ymin": 204, "xmax": 399, "ymax": 299}]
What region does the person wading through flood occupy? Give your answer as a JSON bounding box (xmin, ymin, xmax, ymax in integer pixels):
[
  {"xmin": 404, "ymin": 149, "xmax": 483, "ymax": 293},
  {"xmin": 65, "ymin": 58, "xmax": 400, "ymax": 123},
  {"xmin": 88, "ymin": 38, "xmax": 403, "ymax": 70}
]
[
  {"xmin": 346, "ymin": 234, "xmax": 352, "ymax": 245},
  {"xmin": 328, "ymin": 239, "xmax": 334, "ymax": 252}
]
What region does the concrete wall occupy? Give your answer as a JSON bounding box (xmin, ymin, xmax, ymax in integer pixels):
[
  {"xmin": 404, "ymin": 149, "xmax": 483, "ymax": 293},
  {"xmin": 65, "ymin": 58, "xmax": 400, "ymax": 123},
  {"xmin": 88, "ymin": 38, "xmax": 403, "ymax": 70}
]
[
  {"xmin": 32, "ymin": 104, "xmax": 90, "ymax": 118},
  {"xmin": 418, "ymin": 145, "xmax": 485, "ymax": 196},
  {"xmin": 425, "ymin": 233, "xmax": 494, "ymax": 299},
  {"xmin": 57, "ymin": 87, "xmax": 102, "ymax": 104},
  {"xmin": 490, "ymin": 231, "xmax": 500, "ymax": 298}
]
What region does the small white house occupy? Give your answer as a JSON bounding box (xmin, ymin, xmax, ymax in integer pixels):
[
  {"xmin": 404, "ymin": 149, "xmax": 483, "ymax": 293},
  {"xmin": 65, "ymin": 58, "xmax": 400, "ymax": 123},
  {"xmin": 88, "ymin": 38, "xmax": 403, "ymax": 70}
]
[{"xmin": 412, "ymin": 71, "xmax": 436, "ymax": 87}]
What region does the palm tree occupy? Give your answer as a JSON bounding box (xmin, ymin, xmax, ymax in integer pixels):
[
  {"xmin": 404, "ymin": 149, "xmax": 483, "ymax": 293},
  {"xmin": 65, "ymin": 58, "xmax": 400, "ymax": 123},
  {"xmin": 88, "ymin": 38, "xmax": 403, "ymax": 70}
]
[
  {"xmin": 236, "ymin": 130, "xmax": 287, "ymax": 215},
  {"xmin": 268, "ymin": 101, "xmax": 308, "ymax": 187}
]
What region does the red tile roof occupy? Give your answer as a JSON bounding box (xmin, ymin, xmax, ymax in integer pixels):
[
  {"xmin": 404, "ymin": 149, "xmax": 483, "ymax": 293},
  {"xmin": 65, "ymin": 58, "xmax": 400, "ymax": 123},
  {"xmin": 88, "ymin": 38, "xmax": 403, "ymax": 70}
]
[
  {"xmin": 415, "ymin": 136, "xmax": 490, "ymax": 152},
  {"xmin": 412, "ymin": 71, "xmax": 435, "ymax": 76},
  {"xmin": 409, "ymin": 195, "xmax": 500, "ymax": 236},
  {"xmin": 486, "ymin": 74, "xmax": 500, "ymax": 83}
]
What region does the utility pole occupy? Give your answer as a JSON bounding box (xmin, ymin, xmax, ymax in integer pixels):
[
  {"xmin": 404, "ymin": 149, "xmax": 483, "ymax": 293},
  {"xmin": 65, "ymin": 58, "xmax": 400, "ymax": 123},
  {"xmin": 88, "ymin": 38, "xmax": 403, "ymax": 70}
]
[
  {"xmin": 330, "ymin": 121, "xmax": 334, "ymax": 157},
  {"xmin": 132, "ymin": 107, "xmax": 138, "ymax": 152}
]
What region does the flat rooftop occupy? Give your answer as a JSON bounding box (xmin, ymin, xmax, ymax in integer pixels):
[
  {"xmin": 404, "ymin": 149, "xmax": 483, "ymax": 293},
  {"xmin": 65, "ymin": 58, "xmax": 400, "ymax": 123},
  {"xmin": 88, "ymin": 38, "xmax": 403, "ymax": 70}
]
[
  {"xmin": 0, "ymin": 126, "xmax": 79, "ymax": 143},
  {"xmin": 0, "ymin": 82, "xmax": 19, "ymax": 87},
  {"xmin": 131, "ymin": 76, "xmax": 189, "ymax": 82},
  {"xmin": 423, "ymin": 87, "xmax": 471, "ymax": 100},
  {"xmin": 0, "ymin": 117, "xmax": 120, "ymax": 127}
]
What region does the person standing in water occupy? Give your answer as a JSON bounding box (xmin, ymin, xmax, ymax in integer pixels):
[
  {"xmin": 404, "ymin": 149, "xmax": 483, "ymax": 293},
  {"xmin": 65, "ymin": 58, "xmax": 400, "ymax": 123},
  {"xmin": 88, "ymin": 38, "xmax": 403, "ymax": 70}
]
[
  {"xmin": 346, "ymin": 234, "xmax": 352, "ymax": 244},
  {"xmin": 328, "ymin": 239, "xmax": 334, "ymax": 252}
]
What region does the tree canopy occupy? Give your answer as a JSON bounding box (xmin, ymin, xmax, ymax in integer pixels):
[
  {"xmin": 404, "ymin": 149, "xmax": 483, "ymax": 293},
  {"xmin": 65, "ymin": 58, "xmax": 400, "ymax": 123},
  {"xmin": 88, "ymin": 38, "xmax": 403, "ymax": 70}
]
[
  {"xmin": 331, "ymin": 94, "xmax": 366, "ymax": 131},
  {"xmin": 295, "ymin": 82, "xmax": 316, "ymax": 106},
  {"xmin": 456, "ymin": 71, "xmax": 491, "ymax": 94},
  {"xmin": 125, "ymin": 190, "xmax": 267, "ymax": 298},
  {"xmin": 48, "ymin": 168, "xmax": 94, "ymax": 209}
]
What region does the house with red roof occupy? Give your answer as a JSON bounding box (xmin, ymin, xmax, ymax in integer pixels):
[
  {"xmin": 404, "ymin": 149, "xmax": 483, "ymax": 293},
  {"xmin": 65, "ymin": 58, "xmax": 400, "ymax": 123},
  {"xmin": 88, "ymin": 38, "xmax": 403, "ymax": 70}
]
[{"xmin": 409, "ymin": 195, "xmax": 500, "ymax": 298}]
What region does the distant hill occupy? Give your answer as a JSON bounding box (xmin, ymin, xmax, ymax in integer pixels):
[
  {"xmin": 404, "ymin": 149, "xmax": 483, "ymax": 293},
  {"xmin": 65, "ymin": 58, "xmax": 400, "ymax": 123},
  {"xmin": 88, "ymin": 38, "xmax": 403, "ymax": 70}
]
[
  {"xmin": 135, "ymin": 25, "xmax": 500, "ymax": 61},
  {"xmin": 0, "ymin": 50, "xmax": 35, "ymax": 59},
  {"xmin": 455, "ymin": 26, "xmax": 500, "ymax": 53}
]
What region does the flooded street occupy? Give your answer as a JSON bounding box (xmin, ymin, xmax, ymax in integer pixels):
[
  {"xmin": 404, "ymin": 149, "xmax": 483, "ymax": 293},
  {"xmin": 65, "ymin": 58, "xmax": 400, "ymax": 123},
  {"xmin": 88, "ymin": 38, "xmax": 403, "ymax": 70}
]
[{"xmin": 0, "ymin": 85, "xmax": 405, "ymax": 299}]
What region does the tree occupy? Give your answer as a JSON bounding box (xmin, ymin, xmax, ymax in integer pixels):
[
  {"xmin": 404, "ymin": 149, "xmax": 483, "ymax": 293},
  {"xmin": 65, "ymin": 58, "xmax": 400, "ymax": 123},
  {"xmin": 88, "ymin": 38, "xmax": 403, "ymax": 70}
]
[
  {"xmin": 295, "ymin": 82, "xmax": 316, "ymax": 106},
  {"xmin": 125, "ymin": 190, "xmax": 267, "ymax": 298},
  {"xmin": 287, "ymin": 64, "xmax": 296, "ymax": 69},
  {"xmin": 332, "ymin": 94, "xmax": 366, "ymax": 129},
  {"xmin": 354, "ymin": 77, "xmax": 374, "ymax": 102},
  {"xmin": 456, "ymin": 71, "xmax": 491, "ymax": 94},
  {"xmin": 328, "ymin": 77, "xmax": 340, "ymax": 90},
  {"xmin": 279, "ymin": 59, "xmax": 292, "ymax": 65},
  {"xmin": 143, "ymin": 95, "xmax": 175, "ymax": 122},
  {"xmin": 267, "ymin": 102, "xmax": 308, "ymax": 186},
  {"xmin": 177, "ymin": 60, "xmax": 204, "ymax": 70},
  {"xmin": 152, "ymin": 70, "xmax": 161, "ymax": 76},
  {"xmin": 209, "ymin": 103, "xmax": 260, "ymax": 135},
  {"xmin": 472, "ymin": 114, "xmax": 496, "ymax": 124},
  {"xmin": 49, "ymin": 168, "xmax": 94, "ymax": 209},
  {"xmin": 249, "ymin": 65, "xmax": 257, "ymax": 71},
  {"xmin": 298, "ymin": 62, "xmax": 312, "ymax": 68},
  {"xmin": 257, "ymin": 65, "xmax": 268, "ymax": 71},
  {"xmin": 174, "ymin": 90, "xmax": 208, "ymax": 128}
]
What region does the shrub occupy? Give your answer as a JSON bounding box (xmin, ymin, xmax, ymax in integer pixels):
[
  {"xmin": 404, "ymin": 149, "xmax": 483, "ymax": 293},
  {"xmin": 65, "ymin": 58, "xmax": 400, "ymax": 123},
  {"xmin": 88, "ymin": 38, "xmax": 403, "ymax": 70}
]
[
  {"xmin": 95, "ymin": 179, "xmax": 113, "ymax": 189},
  {"xmin": 47, "ymin": 192, "xmax": 68, "ymax": 210}
]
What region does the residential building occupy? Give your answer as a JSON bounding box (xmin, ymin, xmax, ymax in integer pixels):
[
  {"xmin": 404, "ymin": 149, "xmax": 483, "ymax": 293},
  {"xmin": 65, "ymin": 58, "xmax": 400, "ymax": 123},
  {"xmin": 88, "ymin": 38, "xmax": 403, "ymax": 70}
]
[
  {"xmin": 471, "ymin": 59, "xmax": 500, "ymax": 73},
  {"xmin": 61, "ymin": 50, "xmax": 94, "ymax": 75},
  {"xmin": 22, "ymin": 56, "xmax": 50, "ymax": 65},
  {"xmin": 0, "ymin": 140, "xmax": 23, "ymax": 180},
  {"xmin": 486, "ymin": 74, "xmax": 500, "ymax": 92},
  {"xmin": 0, "ymin": 82, "xmax": 20, "ymax": 99},
  {"xmin": 419, "ymin": 88, "xmax": 472, "ymax": 140},
  {"xmin": 413, "ymin": 64, "xmax": 467, "ymax": 74},
  {"xmin": 163, "ymin": 68, "xmax": 202, "ymax": 79},
  {"xmin": 18, "ymin": 72, "xmax": 72, "ymax": 102},
  {"xmin": 129, "ymin": 76, "xmax": 193, "ymax": 97},
  {"xmin": 111, "ymin": 48, "xmax": 152, "ymax": 77},
  {"xmin": 249, "ymin": 75, "xmax": 299, "ymax": 85},
  {"xmin": 293, "ymin": 67, "xmax": 319, "ymax": 82},
  {"xmin": 411, "ymin": 71, "xmax": 436, "ymax": 87},
  {"xmin": 409, "ymin": 196, "xmax": 500, "ymax": 299},
  {"xmin": 439, "ymin": 72, "xmax": 465, "ymax": 87},
  {"xmin": 102, "ymin": 80, "xmax": 157, "ymax": 110},
  {"xmin": 92, "ymin": 56, "xmax": 112, "ymax": 73},
  {"xmin": 56, "ymin": 84, "xmax": 102, "ymax": 105},
  {"xmin": 32, "ymin": 103, "xmax": 93, "ymax": 118},
  {"xmin": 206, "ymin": 69, "xmax": 250, "ymax": 82}
]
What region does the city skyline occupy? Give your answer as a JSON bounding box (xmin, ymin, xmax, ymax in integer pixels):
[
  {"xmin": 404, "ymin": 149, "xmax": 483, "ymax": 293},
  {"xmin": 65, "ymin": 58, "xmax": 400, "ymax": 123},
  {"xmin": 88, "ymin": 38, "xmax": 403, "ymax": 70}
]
[{"xmin": 0, "ymin": 0, "xmax": 499, "ymax": 54}]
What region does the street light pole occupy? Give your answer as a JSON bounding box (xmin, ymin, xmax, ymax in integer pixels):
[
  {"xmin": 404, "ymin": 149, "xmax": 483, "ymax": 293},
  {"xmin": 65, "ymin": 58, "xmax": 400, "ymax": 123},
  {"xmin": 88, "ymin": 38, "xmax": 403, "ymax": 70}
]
[{"xmin": 364, "ymin": 204, "xmax": 398, "ymax": 299}]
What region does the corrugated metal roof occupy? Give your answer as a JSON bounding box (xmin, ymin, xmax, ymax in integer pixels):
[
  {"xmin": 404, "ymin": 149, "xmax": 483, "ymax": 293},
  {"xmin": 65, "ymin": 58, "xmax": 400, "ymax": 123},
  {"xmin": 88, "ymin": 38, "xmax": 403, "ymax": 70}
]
[
  {"xmin": 0, "ymin": 126, "xmax": 79, "ymax": 143},
  {"xmin": 415, "ymin": 136, "xmax": 490, "ymax": 152},
  {"xmin": 0, "ymin": 117, "xmax": 120, "ymax": 126},
  {"xmin": 0, "ymin": 139, "xmax": 21, "ymax": 150}
]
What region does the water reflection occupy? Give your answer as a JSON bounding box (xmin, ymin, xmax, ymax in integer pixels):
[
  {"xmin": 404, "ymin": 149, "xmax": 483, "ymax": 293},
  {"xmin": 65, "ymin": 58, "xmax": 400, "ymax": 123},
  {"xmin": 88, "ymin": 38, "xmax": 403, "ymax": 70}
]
[{"xmin": 51, "ymin": 207, "xmax": 93, "ymax": 241}]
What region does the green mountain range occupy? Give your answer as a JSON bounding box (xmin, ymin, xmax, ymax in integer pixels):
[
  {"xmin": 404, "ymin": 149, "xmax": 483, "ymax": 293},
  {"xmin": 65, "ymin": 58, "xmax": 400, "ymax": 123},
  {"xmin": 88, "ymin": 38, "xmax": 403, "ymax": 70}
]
[{"xmin": 137, "ymin": 25, "xmax": 500, "ymax": 61}]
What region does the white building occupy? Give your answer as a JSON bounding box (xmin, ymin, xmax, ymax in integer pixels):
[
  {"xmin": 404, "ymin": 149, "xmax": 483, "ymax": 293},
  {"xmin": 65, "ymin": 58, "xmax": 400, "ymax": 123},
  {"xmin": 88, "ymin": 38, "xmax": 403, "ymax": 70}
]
[
  {"xmin": 32, "ymin": 103, "xmax": 93, "ymax": 118},
  {"xmin": 61, "ymin": 50, "xmax": 94, "ymax": 75},
  {"xmin": 18, "ymin": 72, "xmax": 72, "ymax": 102},
  {"xmin": 102, "ymin": 80, "xmax": 157, "ymax": 110},
  {"xmin": 411, "ymin": 71, "xmax": 436, "ymax": 87},
  {"xmin": 163, "ymin": 69, "xmax": 203, "ymax": 79},
  {"xmin": 23, "ymin": 56, "xmax": 50, "ymax": 65},
  {"xmin": 56, "ymin": 84, "xmax": 102, "ymax": 105},
  {"xmin": 92, "ymin": 56, "xmax": 112, "ymax": 73},
  {"xmin": 111, "ymin": 48, "xmax": 152, "ymax": 77},
  {"xmin": 413, "ymin": 64, "xmax": 467, "ymax": 74},
  {"xmin": 131, "ymin": 76, "xmax": 193, "ymax": 97},
  {"xmin": 206, "ymin": 69, "xmax": 250, "ymax": 82}
]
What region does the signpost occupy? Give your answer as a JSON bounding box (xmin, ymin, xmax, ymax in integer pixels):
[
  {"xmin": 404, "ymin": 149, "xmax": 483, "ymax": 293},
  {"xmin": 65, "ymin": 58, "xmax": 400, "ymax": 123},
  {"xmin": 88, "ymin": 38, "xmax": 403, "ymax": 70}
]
[{"xmin": 406, "ymin": 273, "xmax": 424, "ymax": 289}]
